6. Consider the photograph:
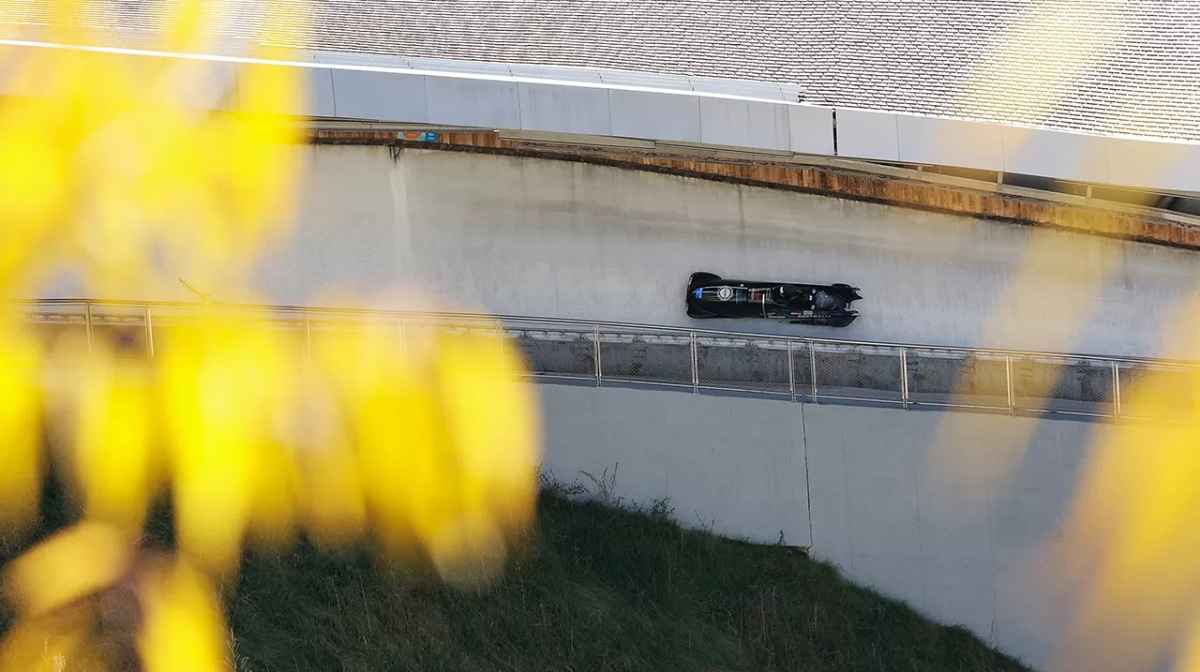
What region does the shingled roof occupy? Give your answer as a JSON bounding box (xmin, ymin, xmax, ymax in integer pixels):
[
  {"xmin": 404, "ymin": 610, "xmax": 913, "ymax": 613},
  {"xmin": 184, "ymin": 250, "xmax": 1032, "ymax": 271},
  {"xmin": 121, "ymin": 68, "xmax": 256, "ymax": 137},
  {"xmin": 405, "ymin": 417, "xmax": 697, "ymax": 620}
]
[{"xmin": 5, "ymin": 0, "xmax": 1200, "ymax": 142}]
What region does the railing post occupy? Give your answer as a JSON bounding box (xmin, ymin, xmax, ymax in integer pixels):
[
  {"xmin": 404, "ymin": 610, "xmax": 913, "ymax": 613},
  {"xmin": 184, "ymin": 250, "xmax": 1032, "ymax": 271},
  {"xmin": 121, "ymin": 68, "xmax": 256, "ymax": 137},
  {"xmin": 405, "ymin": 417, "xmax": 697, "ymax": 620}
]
[
  {"xmin": 809, "ymin": 342, "xmax": 818, "ymax": 401},
  {"xmin": 144, "ymin": 305, "xmax": 155, "ymax": 359},
  {"xmin": 787, "ymin": 340, "xmax": 796, "ymax": 403},
  {"xmin": 1005, "ymin": 354, "xmax": 1015, "ymax": 415},
  {"xmin": 593, "ymin": 323, "xmax": 602, "ymax": 386},
  {"xmin": 900, "ymin": 347, "xmax": 910, "ymax": 409},
  {"xmin": 1111, "ymin": 360, "xmax": 1121, "ymax": 419},
  {"xmin": 496, "ymin": 319, "xmax": 506, "ymax": 373},
  {"xmin": 304, "ymin": 311, "xmax": 312, "ymax": 362},
  {"xmin": 397, "ymin": 316, "xmax": 405, "ymax": 351},
  {"xmin": 84, "ymin": 301, "xmax": 94, "ymax": 355},
  {"xmin": 690, "ymin": 331, "xmax": 699, "ymax": 394}
]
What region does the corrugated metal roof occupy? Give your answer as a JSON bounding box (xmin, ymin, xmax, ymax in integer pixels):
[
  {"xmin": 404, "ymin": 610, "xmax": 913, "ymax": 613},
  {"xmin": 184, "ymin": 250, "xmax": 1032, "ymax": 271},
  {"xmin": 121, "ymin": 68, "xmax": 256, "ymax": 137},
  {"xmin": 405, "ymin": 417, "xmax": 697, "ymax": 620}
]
[{"xmin": 4, "ymin": 0, "xmax": 1200, "ymax": 141}]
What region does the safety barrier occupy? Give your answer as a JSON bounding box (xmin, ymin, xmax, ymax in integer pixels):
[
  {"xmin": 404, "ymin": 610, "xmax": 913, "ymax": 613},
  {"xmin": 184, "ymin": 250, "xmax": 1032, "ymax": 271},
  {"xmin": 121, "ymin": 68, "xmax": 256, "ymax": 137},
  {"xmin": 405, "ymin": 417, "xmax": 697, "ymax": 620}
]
[{"xmin": 20, "ymin": 299, "xmax": 1199, "ymax": 421}]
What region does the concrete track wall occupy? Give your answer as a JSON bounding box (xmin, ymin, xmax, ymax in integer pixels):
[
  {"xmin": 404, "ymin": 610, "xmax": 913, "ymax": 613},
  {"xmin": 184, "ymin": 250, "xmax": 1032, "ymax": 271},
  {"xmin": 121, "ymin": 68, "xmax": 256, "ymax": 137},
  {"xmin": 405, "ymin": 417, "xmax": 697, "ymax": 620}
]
[
  {"xmin": 41, "ymin": 144, "xmax": 1200, "ymax": 357},
  {"xmin": 533, "ymin": 383, "xmax": 1101, "ymax": 671}
]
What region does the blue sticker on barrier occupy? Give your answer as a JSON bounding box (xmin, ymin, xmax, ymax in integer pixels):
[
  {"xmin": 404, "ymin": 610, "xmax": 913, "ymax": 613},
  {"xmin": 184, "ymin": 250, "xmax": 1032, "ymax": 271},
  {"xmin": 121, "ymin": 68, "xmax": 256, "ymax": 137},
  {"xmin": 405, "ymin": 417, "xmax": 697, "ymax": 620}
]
[{"xmin": 397, "ymin": 131, "xmax": 440, "ymax": 142}]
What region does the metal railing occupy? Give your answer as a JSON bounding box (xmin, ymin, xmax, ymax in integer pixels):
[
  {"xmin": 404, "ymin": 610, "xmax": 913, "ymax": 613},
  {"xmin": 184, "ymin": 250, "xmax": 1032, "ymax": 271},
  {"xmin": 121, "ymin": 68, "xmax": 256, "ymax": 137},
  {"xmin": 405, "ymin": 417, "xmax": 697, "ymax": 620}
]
[{"xmin": 20, "ymin": 298, "xmax": 1200, "ymax": 422}]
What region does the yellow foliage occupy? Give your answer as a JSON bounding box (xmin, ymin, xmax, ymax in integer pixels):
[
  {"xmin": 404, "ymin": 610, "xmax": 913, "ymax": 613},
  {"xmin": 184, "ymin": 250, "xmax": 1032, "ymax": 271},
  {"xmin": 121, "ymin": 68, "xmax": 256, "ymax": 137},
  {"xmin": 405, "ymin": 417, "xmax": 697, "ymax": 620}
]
[{"xmin": 0, "ymin": 1, "xmax": 542, "ymax": 671}]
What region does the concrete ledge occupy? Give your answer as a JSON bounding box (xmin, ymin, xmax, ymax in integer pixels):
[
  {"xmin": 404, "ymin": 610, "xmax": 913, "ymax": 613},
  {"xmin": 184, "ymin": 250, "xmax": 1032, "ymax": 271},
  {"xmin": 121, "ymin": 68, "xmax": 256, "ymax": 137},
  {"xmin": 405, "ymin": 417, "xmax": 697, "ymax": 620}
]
[{"xmin": 308, "ymin": 129, "xmax": 1200, "ymax": 252}]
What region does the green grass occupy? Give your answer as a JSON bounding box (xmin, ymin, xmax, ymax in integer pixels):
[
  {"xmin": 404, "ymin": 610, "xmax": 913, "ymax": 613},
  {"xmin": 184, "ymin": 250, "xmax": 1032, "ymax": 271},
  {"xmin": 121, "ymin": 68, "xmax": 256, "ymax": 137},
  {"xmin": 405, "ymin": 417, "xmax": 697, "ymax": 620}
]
[
  {"xmin": 226, "ymin": 490, "xmax": 1033, "ymax": 672},
  {"xmin": 0, "ymin": 468, "xmax": 1032, "ymax": 671}
]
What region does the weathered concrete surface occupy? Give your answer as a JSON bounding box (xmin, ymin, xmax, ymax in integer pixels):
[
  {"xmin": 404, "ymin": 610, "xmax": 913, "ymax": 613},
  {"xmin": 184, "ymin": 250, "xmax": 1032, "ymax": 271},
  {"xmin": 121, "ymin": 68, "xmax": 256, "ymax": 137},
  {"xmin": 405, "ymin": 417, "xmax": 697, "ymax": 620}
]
[
  {"xmin": 533, "ymin": 382, "xmax": 1165, "ymax": 672},
  {"xmin": 38, "ymin": 145, "xmax": 1200, "ymax": 359},
  {"xmin": 316, "ymin": 132, "xmax": 1200, "ymax": 252},
  {"xmin": 534, "ymin": 383, "xmax": 813, "ymax": 548}
]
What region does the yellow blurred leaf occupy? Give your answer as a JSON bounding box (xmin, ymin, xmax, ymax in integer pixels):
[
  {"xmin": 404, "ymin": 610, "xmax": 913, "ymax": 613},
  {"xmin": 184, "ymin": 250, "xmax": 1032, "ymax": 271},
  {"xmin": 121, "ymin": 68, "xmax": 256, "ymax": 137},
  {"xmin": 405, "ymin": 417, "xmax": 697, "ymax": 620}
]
[
  {"xmin": 72, "ymin": 340, "xmax": 159, "ymax": 532},
  {"xmin": 4, "ymin": 522, "xmax": 133, "ymax": 618},
  {"xmin": 0, "ymin": 326, "xmax": 44, "ymax": 535},
  {"xmin": 137, "ymin": 557, "xmax": 227, "ymax": 672}
]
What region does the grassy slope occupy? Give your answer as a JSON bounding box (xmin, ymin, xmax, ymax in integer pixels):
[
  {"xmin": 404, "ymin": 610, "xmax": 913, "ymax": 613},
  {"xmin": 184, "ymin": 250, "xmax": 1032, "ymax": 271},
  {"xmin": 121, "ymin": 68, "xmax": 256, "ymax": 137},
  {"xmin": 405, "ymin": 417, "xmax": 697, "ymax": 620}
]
[{"xmin": 230, "ymin": 492, "xmax": 1033, "ymax": 672}]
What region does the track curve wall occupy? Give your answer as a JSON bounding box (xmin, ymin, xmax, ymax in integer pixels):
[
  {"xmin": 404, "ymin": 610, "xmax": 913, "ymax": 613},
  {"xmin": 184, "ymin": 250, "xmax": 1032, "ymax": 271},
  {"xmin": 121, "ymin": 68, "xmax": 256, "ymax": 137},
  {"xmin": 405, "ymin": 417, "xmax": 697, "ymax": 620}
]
[
  {"xmin": 534, "ymin": 383, "xmax": 1100, "ymax": 672},
  {"xmin": 41, "ymin": 145, "xmax": 1200, "ymax": 358}
]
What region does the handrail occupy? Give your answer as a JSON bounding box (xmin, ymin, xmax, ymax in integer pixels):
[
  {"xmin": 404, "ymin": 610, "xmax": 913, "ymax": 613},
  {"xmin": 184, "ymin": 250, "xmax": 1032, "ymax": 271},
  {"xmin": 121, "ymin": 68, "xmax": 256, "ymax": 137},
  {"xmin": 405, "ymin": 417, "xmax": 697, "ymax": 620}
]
[
  {"xmin": 18, "ymin": 298, "xmax": 1200, "ymax": 423},
  {"xmin": 13, "ymin": 297, "xmax": 1191, "ymax": 366}
]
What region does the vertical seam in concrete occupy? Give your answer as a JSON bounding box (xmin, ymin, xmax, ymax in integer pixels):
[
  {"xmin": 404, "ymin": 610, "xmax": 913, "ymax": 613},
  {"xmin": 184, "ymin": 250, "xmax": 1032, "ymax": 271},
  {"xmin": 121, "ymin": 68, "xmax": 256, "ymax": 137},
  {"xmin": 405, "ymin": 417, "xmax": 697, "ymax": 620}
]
[
  {"xmin": 661, "ymin": 392, "xmax": 670, "ymax": 504},
  {"xmin": 986, "ymin": 448, "xmax": 999, "ymax": 644},
  {"xmin": 389, "ymin": 147, "xmax": 410, "ymax": 276},
  {"xmin": 839, "ymin": 411, "xmax": 854, "ymax": 573},
  {"xmin": 801, "ymin": 402, "xmax": 814, "ymax": 547},
  {"xmin": 605, "ymin": 89, "xmax": 614, "ymax": 143},
  {"xmin": 327, "ymin": 68, "xmax": 338, "ymax": 118},
  {"xmin": 912, "ymin": 427, "xmax": 927, "ymax": 607}
]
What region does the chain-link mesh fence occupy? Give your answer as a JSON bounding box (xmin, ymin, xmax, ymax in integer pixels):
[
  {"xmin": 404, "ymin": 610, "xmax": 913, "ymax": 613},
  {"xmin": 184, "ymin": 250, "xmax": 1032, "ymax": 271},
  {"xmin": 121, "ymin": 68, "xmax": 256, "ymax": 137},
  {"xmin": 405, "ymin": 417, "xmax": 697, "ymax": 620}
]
[
  {"xmin": 27, "ymin": 302, "xmax": 154, "ymax": 359},
  {"xmin": 597, "ymin": 329, "xmax": 692, "ymax": 387},
  {"xmin": 503, "ymin": 321, "xmax": 597, "ymax": 380},
  {"xmin": 90, "ymin": 303, "xmax": 154, "ymax": 358},
  {"xmin": 905, "ymin": 348, "xmax": 1009, "ymax": 411},
  {"xmin": 24, "ymin": 301, "xmax": 89, "ymax": 353},
  {"xmin": 694, "ymin": 334, "xmax": 791, "ymax": 395},
  {"xmin": 1009, "ymin": 354, "xmax": 1116, "ymax": 416},
  {"xmin": 140, "ymin": 303, "xmax": 309, "ymax": 358},
  {"xmin": 1115, "ymin": 360, "xmax": 1200, "ymax": 421},
  {"xmin": 307, "ymin": 310, "xmax": 397, "ymax": 357},
  {"xmin": 791, "ymin": 341, "xmax": 814, "ymax": 401},
  {"xmin": 810, "ymin": 342, "xmax": 904, "ymax": 404},
  {"xmin": 398, "ymin": 316, "xmax": 507, "ymax": 372},
  {"xmin": 21, "ymin": 302, "xmax": 1200, "ymax": 420}
]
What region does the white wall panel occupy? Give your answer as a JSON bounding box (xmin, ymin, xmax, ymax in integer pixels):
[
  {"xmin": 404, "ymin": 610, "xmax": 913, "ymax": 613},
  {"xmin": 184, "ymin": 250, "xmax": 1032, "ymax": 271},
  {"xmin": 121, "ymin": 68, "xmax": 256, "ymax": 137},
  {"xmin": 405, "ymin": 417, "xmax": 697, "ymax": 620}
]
[
  {"xmin": 138, "ymin": 53, "xmax": 241, "ymax": 112},
  {"xmin": 897, "ymin": 114, "xmax": 1004, "ymax": 172},
  {"xmin": 789, "ymin": 104, "xmax": 836, "ymax": 155},
  {"xmin": 0, "ymin": 48, "xmax": 51, "ymax": 98},
  {"xmin": 424, "ymin": 75, "xmax": 521, "ymax": 129},
  {"xmin": 536, "ymin": 385, "xmax": 812, "ymax": 547},
  {"xmin": 186, "ymin": 59, "xmax": 242, "ymax": 112},
  {"xmin": 609, "ymin": 89, "xmax": 702, "ymax": 143},
  {"xmin": 6, "ymin": 40, "xmax": 1200, "ymax": 195},
  {"xmin": 518, "ymin": 82, "xmax": 612, "ymax": 136},
  {"xmin": 231, "ymin": 64, "xmax": 335, "ymax": 117},
  {"xmin": 835, "ymin": 108, "xmax": 900, "ymax": 161},
  {"xmin": 508, "ymin": 63, "xmax": 604, "ymax": 83},
  {"xmin": 690, "ymin": 76, "xmax": 789, "ymax": 101},
  {"xmin": 305, "ymin": 66, "xmax": 337, "ymax": 118},
  {"xmin": 698, "ymin": 97, "xmax": 791, "ymax": 151},
  {"xmin": 1002, "ymin": 126, "xmax": 1110, "ymax": 183},
  {"xmin": 0, "ymin": 48, "xmax": 238, "ymax": 111},
  {"xmin": 331, "ymin": 68, "xmax": 429, "ymax": 123},
  {"xmin": 1107, "ymin": 137, "xmax": 1200, "ymax": 193}
]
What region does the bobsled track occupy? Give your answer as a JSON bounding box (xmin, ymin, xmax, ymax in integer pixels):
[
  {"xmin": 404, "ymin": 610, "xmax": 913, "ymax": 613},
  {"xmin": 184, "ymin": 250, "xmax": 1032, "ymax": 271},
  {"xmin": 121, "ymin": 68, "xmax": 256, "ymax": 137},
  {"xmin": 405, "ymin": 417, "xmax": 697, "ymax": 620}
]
[
  {"xmin": 40, "ymin": 145, "xmax": 1200, "ymax": 361},
  {"xmin": 32, "ymin": 141, "xmax": 1200, "ymax": 672},
  {"xmin": 17, "ymin": 7, "xmax": 1200, "ymax": 670}
]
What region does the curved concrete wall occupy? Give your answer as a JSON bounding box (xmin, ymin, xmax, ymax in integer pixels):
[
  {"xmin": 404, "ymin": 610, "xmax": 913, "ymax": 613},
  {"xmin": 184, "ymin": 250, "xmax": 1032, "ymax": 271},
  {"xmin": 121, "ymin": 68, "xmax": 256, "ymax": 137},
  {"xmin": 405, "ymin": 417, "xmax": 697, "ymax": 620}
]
[
  {"xmin": 6, "ymin": 38, "xmax": 1200, "ymax": 194},
  {"xmin": 41, "ymin": 144, "xmax": 1200, "ymax": 358},
  {"xmin": 533, "ymin": 382, "xmax": 1119, "ymax": 672}
]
